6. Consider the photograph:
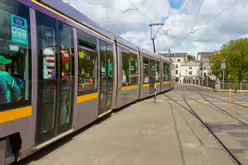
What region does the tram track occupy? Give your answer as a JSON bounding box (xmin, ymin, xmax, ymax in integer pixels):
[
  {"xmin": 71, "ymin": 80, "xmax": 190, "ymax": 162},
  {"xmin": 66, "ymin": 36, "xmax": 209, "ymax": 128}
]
[
  {"xmin": 172, "ymin": 89, "xmax": 248, "ymax": 127},
  {"xmin": 163, "ymin": 92, "xmax": 242, "ymax": 165},
  {"xmin": 200, "ymin": 93, "xmax": 248, "ymax": 109},
  {"xmin": 182, "ymin": 84, "xmax": 248, "ymax": 108}
]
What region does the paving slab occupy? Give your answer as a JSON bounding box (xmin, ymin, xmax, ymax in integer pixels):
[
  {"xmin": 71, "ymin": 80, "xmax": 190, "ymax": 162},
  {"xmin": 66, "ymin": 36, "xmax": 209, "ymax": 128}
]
[{"xmin": 17, "ymin": 91, "xmax": 235, "ymax": 165}]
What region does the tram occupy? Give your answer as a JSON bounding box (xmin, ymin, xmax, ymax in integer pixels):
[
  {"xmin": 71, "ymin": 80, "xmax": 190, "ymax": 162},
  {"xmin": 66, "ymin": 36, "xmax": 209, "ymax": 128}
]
[{"xmin": 0, "ymin": 0, "xmax": 175, "ymax": 164}]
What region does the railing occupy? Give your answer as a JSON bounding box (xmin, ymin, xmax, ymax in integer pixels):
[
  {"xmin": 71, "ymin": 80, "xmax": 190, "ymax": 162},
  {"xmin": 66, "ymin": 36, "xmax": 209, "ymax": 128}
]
[
  {"xmin": 220, "ymin": 81, "xmax": 248, "ymax": 90},
  {"xmin": 183, "ymin": 78, "xmax": 248, "ymax": 91}
]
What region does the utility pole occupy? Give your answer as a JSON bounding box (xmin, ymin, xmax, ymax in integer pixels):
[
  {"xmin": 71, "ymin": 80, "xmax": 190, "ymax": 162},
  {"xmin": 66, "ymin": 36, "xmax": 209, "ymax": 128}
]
[
  {"xmin": 201, "ymin": 61, "xmax": 204, "ymax": 86},
  {"xmin": 149, "ymin": 23, "xmax": 164, "ymax": 53}
]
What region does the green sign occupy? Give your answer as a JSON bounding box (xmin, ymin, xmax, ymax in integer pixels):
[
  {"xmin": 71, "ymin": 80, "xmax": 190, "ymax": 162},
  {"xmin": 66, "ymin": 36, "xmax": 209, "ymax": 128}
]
[
  {"xmin": 167, "ymin": 66, "xmax": 170, "ymax": 72},
  {"xmin": 11, "ymin": 14, "xmax": 28, "ymax": 45}
]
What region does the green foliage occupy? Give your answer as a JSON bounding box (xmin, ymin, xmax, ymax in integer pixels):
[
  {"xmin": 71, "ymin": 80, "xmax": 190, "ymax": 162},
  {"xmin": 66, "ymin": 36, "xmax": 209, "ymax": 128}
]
[
  {"xmin": 187, "ymin": 55, "xmax": 196, "ymax": 61},
  {"xmin": 211, "ymin": 38, "xmax": 248, "ymax": 81}
]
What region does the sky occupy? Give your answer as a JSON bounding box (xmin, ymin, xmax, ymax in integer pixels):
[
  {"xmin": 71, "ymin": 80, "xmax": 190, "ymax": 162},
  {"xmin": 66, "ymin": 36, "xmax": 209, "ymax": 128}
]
[{"xmin": 64, "ymin": 0, "xmax": 248, "ymax": 56}]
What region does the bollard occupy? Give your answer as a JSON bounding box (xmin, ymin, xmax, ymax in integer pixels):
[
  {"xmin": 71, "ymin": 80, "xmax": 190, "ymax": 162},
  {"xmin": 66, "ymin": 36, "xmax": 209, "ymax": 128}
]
[
  {"xmin": 229, "ymin": 88, "xmax": 232, "ymax": 107},
  {"xmin": 154, "ymin": 84, "xmax": 156, "ymax": 103},
  {"xmin": 178, "ymin": 83, "xmax": 180, "ymax": 90}
]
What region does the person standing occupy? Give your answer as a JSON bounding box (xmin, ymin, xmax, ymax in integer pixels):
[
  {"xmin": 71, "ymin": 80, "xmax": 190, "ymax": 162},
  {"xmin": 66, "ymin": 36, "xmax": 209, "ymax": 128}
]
[{"xmin": 0, "ymin": 55, "xmax": 21, "ymax": 104}]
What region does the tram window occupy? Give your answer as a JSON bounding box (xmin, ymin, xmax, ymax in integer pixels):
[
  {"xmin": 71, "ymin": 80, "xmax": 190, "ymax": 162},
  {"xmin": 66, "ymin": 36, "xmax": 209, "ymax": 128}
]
[
  {"xmin": 163, "ymin": 63, "xmax": 169, "ymax": 81},
  {"xmin": 130, "ymin": 54, "xmax": 138, "ymax": 85},
  {"xmin": 77, "ymin": 30, "xmax": 98, "ymax": 95},
  {"xmin": 122, "ymin": 52, "xmax": 130, "ymax": 86},
  {"xmin": 143, "ymin": 57, "xmax": 149, "ymax": 84},
  {"xmin": 155, "ymin": 61, "xmax": 160, "ymax": 82},
  {"xmin": 0, "ymin": 0, "xmax": 31, "ymax": 109}
]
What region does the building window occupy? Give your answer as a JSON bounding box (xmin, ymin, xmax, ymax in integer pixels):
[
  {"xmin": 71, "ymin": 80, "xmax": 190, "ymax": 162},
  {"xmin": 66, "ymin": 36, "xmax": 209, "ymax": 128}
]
[
  {"xmin": 143, "ymin": 57, "xmax": 149, "ymax": 84},
  {"xmin": 176, "ymin": 70, "xmax": 178, "ymax": 74},
  {"xmin": 0, "ymin": 0, "xmax": 31, "ymax": 110},
  {"xmin": 189, "ymin": 71, "xmax": 192, "ymax": 75},
  {"xmin": 122, "ymin": 52, "xmax": 138, "ymax": 86},
  {"xmin": 177, "ymin": 59, "xmax": 181, "ymax": 62},
  {"xmin": 189, "ymin": 67, "xmax": 192, "ymax": 70},
  {"xmin": 176, "ymin": 64, "xmax": 178, "ymax": 68},
  {"xmin": 77, "ymin": 30, "xmax": 98, "ymax": 95}
]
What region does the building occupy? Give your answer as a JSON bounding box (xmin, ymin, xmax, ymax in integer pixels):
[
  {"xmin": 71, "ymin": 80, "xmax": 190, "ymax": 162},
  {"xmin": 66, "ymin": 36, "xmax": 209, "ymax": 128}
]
[
  {"xmin": 197, "ymin": 51, "xmax": 215, "ymax": 76},
  {"xmin": 160, "ymin": 53, "xmax": 187, "ymax": 82},
  {"xmin": 197, "ymin": 52, "xmax": 215, "ymax": 62},
  {"xmin": 180, "ymin": 61, "xmax": 201, "ymax": 82}
]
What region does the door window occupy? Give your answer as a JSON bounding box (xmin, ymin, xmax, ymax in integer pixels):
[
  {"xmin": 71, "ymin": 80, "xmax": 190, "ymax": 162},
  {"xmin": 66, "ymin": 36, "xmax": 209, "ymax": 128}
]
[
  {"xmin": 37, "ymin": 11, "xmax": 58, "ymax": 135},
  {"xmin": 143, "ymin": 57, "xmax": 149, "ymax": 84},
  {"xmin": 150, "ymin": 60, "xmax": 156, "ymax": 83},
  {"xmin": 163, "ymin": 63, "xmax": 169, "ymax": 81},
  {"xmin": 130, "ymin": 54, "xmax": 138, "ymax": 85},
  {"xmin": 58, "ymin": 22, "xmax": 74, "ymax": 126},
  {"xmin": 155, "ymin": 61, "xmax": 160, "ymax": 82},
  {"xmin": 0, "ymin": 0, "xmax": 31, "ymax": 110}
]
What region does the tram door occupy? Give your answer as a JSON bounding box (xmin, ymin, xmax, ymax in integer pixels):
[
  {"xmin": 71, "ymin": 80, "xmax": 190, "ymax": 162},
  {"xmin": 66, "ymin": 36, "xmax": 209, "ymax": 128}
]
[
  {"xmin": 35, "ymin": 13, "xmax": 74, "ymax": 144},
  {"xmin": 98, "ymin": 41, "xmax": 114, "ymax": 115},
  {"xmin": 149, "ymin": 60, "xmax": 156, "ymax": 94}
]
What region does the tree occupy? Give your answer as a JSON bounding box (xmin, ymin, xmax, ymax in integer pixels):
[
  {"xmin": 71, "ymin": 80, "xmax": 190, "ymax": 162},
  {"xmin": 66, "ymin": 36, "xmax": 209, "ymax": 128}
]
[
  {"xmin": 187, "ymin": 55, "xmax": 196, "ymax": 61},
  {"xmin": 211, "ymin": 38, "xmax": 248, "ymax": 81}
]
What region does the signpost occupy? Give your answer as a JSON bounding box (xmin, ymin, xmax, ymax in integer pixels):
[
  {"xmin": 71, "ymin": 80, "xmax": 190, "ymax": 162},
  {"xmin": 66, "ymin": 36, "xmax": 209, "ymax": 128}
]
[{"xmin": 221, "ymin": 58, "xmax": 226, "ymax": 89}]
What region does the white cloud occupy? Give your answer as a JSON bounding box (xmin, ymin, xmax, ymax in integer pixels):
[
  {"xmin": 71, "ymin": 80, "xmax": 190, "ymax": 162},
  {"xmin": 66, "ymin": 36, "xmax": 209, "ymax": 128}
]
[{"xmin": 65, "ymin": 0, "xmax": 248, "ymax": 56}]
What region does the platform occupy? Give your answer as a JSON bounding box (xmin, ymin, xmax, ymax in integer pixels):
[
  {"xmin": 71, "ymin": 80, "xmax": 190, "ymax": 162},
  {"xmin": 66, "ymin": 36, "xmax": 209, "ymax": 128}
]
[{"xmin": 17, "ymin": 84, "xmax": 248, "ymax": 165}]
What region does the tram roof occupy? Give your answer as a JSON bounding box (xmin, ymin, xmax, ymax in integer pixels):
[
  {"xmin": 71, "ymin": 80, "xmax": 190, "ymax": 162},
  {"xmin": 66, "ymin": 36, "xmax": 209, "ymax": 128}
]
[
  {"xmin": 39, "ymin": 0, "xmax": 113, "ymax": 39},
  {"xmin": 159, "ymin": 55, "xmax": 172, "ymax": 63},
  {"xmin": 115, "ymin": 35, "xmax": 139, "ymax": 52},
  {"xmin": 138, "ymin": 47, "xmax": 160, "ymax": 59}
]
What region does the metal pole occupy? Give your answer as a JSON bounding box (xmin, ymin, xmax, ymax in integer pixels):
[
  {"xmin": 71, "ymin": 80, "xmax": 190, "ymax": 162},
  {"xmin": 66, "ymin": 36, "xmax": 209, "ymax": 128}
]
[
  {"xmin": 202, "ymin": 62, "xmax": 204, "ymax": 86},
  {"xmin": 207, "ymin": 74, "xmax": 208, "ymax": 88},
  {"xmin": 152, "ymin": 38, "xmax": 156, "ymax": 53},
  {"xmin": 154, "ymin": 84, "xmax": 156, "ymax": 102},
  {"xmin": 223, "ymin": 71, "xmax": 224, "ymax": 89}
]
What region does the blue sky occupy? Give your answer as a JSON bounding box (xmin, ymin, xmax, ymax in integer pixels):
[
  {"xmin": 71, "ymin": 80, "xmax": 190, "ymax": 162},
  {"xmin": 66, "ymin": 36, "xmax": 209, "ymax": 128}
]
[{"xmin": 169, "ymin": 0, "xmax": 184, "ymax": 9}]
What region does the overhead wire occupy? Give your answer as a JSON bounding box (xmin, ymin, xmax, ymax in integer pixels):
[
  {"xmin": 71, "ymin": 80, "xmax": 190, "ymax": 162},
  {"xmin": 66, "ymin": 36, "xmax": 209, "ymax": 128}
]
[
  {"xmin": 191, "ymin": 0, "xmax": 241, "ymax": 34},
  {"xmin": 128, "ymin": 0, "xmax": 153, "ymax": 23},
  {"xmin": 190, "ymin": 0, "xmax": 203, "ymax": 34}
]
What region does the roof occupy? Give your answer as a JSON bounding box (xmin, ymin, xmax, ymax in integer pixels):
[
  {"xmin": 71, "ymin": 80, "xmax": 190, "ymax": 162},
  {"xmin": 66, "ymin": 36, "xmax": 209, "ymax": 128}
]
[
  {"xmin": 116, "ymin": 35, "xmax": 138, "ymax": 51},
  {"xmin": 181, "ymin": 61, "xmax": 201, "ymax": 66},
  {"xmin": 159, "ymin": 55, "xmax": 172, "ymax": 63},
  {"xmin": 197, "ymin": 52, "xmax": 214, "ymax": 56},
  {"xmin": 138, "ymin": 47, "xmax": 160, "ymax": 59},
  {"xmin": 39, "ymin": 0, "xmax": 113, "ymax": 39},
  {"xmin": 160, "ymin": 53, "xmax": 187, "ymax": 58}
]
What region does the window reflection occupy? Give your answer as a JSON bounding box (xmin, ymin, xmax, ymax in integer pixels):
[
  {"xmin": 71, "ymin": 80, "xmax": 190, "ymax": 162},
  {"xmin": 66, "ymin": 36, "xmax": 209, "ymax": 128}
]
[
  {"xmin": 0, "ymin": 1, "xmax": 31, "ymax": 107},
  {"xmin": 163, "ymin": 63, "xmax": 169, "ymax": 81},
  {"xmin": 143, "ymin": 57, "xmax": 149, "ymax": 84},
  {"xmin": 77, "ymin": 30, "xmax": 98, "ymax": 94},
  {"xmin": 122, "ymin": 51, "xmax": 138, "ymax": 86}
]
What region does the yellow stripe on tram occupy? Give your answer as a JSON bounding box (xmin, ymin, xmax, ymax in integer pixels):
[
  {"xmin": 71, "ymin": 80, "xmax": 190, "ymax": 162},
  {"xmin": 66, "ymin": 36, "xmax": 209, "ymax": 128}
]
[
  {"xmin": 77, "ymin": 93, "xmax": 98, "ymax": 104},
  {"xmin": 163, "ymin": 81, "xmax": 170, "ymax": 85},
  {"xmin": 156, "ymin": 83, "xmax": 161, "ymax": 86},
  {"xmin": 0, "ymin": 106, "xmax": 32, "ymax": 124},
  {"xmin": 143, "ymin": 84, "xmax": 150, "ymax": 88},
  {"xmin": 121, "ymin": 85, "xmax": 138, "ymax": 92}
]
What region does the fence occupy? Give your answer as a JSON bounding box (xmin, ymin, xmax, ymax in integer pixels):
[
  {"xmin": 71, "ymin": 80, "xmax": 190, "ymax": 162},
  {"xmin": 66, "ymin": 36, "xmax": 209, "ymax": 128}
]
[{"xmin": 183, "ymin": 77, "xmax": 248, "ymax": 91}]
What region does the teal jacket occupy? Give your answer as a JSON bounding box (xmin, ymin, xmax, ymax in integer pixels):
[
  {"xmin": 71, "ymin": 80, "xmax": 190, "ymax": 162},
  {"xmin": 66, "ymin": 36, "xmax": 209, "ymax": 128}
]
[{"xmin": 0, "ymin": 70, "xmax": 21, "ymax": 103}]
